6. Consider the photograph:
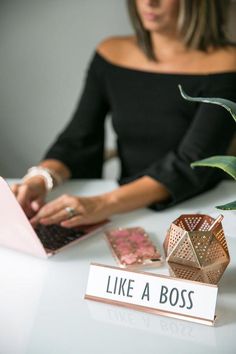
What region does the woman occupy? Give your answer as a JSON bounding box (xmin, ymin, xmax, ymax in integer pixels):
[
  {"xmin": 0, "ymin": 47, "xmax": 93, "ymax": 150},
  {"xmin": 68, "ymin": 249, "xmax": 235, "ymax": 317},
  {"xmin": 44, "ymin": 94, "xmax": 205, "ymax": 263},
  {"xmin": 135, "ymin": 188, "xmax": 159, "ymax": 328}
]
[{"xmin": 12, "ymin": 0, "xmax": 236, "ymax": 227}]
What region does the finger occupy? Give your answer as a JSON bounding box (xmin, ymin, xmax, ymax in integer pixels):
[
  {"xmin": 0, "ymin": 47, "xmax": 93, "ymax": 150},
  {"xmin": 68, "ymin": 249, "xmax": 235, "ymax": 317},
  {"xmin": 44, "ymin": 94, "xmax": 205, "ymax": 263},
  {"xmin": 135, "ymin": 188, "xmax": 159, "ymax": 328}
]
[
  {"xmin": 31, "ymin": 198, "xmax": 44, "ymax": 212},
  {"xmin": 61, "ymin": 215, "xmax": 85, "ymax": 228},
  {"xmin": 15, "ymin": 185, "xmax": 30, "ymax": 209},
  {"xmin": 33, "ymin": 197, "xmax": 67, "ymax": 221},
  {"xmin": 40, "ymin": 209, "xmax": 71, "ymax": 225},
  {"xmin": 11, "ymin": 184, "xmax": 20, "ymax": 195},
  {"xmin": 31, "ymin": 201, "xmax": 41, "ymax": 212}
]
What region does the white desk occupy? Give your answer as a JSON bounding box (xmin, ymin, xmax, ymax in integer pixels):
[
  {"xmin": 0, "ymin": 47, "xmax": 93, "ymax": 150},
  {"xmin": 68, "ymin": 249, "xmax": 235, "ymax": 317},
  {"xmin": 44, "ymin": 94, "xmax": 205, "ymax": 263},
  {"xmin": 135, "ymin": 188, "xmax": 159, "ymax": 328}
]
[{"xmin": 0, "ymin": 180, "xmax": 236, "ymax": 354}]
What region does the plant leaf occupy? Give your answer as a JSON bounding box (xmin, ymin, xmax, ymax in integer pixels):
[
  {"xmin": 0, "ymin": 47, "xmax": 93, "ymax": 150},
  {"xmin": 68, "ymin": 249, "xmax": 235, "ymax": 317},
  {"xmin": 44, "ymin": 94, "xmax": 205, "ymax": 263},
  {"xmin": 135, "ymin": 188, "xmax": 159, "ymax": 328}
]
[
  {"xmin": 191, "ymin": 156, "xmax": 236, "ymax": 180},
  {"xmin": 178, "ymin": 85, "xmax": 236, "ymax": 123},
  {"xmin": 216, "ymin": 200, "xmax": 236, "ymax": 210}
]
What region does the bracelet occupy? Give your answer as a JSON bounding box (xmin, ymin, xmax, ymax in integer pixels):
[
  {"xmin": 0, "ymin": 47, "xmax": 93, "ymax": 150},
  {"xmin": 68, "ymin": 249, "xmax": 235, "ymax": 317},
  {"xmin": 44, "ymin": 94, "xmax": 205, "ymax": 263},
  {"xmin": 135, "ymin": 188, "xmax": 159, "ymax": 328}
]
[
  {"xmin": 45, "ymin": 168, "xmax": 63, "ymax": 187},
  {"xmin": 22, "ymin": 166, "xmax": 61, "ymax": 191}
]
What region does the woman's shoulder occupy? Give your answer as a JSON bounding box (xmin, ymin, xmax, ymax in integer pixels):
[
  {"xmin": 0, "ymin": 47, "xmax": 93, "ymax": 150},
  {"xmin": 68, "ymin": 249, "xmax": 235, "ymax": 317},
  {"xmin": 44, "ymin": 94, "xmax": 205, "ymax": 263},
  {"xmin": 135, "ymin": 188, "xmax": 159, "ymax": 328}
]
[
  {"xmin": 96, "ymin": 35, "xmax": 141, "ymax": 65},
  {"xmin": 206, "ymin": 46, "xmax": 236, "ymax": 73}
]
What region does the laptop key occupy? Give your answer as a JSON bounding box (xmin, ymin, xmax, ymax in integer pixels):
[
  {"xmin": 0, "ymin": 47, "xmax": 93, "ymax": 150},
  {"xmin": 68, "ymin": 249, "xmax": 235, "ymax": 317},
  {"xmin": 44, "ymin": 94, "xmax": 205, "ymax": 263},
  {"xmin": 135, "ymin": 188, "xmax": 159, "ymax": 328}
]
[{"xmin": 34, "ymin": 224, "xmax": 85, "ymax": 250}]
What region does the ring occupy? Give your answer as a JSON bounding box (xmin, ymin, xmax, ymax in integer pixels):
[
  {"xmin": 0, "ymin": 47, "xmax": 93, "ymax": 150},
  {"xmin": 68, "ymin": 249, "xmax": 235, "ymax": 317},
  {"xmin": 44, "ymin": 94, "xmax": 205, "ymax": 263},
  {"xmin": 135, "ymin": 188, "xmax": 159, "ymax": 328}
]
[{"xmin": 65, "ymin": 206, "xmax": 76, "ymax": 219}]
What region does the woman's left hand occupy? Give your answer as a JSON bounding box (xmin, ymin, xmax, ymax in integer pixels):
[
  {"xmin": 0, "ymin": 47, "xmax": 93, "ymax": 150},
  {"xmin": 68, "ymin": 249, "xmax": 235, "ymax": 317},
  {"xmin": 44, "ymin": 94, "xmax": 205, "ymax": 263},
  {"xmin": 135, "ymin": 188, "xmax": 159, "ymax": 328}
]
[{"xmin": 30, "ymin": 193, "xmax": 111, "ymax": 227}]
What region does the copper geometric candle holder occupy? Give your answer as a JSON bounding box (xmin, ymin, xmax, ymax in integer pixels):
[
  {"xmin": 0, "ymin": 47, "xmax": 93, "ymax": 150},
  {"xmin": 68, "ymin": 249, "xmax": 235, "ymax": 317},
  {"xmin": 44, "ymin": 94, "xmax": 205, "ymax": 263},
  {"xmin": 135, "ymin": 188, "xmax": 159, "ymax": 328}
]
[{"xmin": 163, "ymin": 214, "xmax": 230, "ymax": 284}]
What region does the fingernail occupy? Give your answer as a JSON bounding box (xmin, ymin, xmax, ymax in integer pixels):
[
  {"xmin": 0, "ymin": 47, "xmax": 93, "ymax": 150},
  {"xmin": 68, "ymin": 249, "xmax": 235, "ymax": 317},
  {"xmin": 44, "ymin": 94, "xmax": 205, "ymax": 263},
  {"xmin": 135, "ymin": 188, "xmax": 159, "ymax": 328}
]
[
  {"xmin": 61, "ymin": 221, "xmax": 68, "ymax": 227},
  {"xmin": 31, "ymin": 201, "xmax": 39, "ymax": 211}
]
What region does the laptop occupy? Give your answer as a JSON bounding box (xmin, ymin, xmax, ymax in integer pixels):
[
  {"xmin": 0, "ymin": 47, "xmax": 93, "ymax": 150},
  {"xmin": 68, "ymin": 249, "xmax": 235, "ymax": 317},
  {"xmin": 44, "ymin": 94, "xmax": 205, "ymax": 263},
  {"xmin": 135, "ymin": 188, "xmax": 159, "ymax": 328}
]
[{"xmin": 0, "ymin": 177, "xmax": 108, "ymax": 258}]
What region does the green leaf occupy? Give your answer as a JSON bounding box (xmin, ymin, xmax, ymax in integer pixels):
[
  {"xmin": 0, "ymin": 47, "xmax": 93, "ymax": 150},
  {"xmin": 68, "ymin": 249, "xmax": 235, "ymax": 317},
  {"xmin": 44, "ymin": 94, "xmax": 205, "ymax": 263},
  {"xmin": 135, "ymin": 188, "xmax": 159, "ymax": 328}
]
[
  {"xmin": 216, "ymin": 200, "xmax": 236, "ymax": 210},
  {"xmin": 191, "ymin": 156, "xmax": 236, "ymax": 180},
  {"xmin": 178, "ymin": 85, "xmax": 236, "ymax": 123}
]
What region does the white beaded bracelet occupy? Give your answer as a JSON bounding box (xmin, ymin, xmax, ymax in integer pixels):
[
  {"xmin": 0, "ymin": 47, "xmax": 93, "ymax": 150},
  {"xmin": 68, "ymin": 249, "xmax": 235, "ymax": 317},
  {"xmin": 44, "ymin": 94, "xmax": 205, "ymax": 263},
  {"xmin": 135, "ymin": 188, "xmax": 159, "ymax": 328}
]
[{"xmin": 22, "ymin": 166, "xmax": 56, "ymax": 191}]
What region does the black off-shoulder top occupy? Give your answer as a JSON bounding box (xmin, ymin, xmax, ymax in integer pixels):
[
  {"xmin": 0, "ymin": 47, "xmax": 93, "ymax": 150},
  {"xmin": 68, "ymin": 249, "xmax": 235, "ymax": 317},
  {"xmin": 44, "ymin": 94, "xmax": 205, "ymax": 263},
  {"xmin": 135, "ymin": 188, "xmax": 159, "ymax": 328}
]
[{"xmin": 45, "ymin": 52, "xmax": 236, "ymax": 209}]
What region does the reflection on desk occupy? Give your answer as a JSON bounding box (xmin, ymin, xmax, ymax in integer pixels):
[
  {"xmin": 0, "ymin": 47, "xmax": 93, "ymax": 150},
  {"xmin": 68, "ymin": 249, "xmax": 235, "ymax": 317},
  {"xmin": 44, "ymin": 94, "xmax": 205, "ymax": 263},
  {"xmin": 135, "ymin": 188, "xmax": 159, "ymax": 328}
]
[{"xmin": 86, "ymin": 300, "xmax": 216, "ymax": 346}]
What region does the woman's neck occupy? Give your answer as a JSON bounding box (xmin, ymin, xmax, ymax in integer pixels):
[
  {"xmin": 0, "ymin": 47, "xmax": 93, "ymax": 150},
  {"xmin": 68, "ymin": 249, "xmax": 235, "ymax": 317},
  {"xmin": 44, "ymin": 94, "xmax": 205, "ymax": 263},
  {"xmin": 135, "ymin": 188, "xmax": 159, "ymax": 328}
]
[{"xmin": 151, "ymin": 32, "xmax": 189, "ymax": 62}]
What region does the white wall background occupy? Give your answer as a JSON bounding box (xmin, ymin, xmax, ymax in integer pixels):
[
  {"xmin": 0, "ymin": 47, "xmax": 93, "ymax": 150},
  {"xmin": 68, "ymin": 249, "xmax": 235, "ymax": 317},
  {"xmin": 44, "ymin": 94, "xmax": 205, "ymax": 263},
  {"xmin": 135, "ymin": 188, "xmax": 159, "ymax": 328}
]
[
  {"xmin": 0, "ymin": 0, "xmax": 235, "ymax": 178},
  {"xmin": 0, "ymin": 0, "xmax": 132, "ymax": 178}
]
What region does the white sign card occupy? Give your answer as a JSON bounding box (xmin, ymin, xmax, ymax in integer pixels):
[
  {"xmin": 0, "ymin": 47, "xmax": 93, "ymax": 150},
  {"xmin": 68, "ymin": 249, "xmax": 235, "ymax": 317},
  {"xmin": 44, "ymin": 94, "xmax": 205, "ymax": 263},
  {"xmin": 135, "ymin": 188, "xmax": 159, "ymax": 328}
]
[{"xmin": 85, "ymin": 263, "xmax": 218, "ymax": 326}]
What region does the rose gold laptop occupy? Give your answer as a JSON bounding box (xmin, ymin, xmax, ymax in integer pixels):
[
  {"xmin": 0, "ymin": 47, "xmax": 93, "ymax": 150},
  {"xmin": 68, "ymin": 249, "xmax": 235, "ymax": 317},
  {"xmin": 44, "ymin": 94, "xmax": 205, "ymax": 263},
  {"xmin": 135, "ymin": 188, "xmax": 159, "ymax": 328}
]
[{"xmin": 0, "ymin": 177, "xmax": 107, "ymax": 258}]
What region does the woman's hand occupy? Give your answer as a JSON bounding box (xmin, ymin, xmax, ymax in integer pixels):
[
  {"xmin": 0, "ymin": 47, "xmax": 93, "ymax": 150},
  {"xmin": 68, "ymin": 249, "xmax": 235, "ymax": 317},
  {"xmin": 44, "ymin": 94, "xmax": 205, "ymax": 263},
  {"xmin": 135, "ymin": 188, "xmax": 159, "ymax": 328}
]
[
  {"xmin": 29, "ymin": 176, "xmax": 170, "ymax": 227},
  {"xmin": 11, "ymin": 177, "xmax": 47, "ymax": 218},
  {"xmin": 30, "ymin": 193, "xmax": 112, "ymax": 227}
]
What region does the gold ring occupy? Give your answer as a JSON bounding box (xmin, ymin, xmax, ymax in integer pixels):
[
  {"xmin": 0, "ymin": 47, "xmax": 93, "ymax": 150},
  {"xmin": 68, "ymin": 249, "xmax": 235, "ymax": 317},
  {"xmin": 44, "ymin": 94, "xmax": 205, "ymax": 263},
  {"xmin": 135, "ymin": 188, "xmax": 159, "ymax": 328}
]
[{"xmin": 65, "ymin": 206, "xmax": 76, "ymax": 219}]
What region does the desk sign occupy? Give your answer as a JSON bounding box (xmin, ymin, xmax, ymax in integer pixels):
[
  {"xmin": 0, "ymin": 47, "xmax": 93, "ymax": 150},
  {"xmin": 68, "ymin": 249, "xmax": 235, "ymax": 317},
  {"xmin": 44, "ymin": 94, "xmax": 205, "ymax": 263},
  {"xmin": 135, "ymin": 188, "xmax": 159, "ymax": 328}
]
[{"xmin": 85, "ymin": 263, "xmax": 218, "ymax": 326}]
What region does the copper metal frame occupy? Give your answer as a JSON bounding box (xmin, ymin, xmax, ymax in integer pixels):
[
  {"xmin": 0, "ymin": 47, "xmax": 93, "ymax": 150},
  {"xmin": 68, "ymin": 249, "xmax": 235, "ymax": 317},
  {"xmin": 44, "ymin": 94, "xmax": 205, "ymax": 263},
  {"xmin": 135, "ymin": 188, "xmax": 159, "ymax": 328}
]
[{"xmin": 163, "ymin": 214, "xmax": 230, "ymax": 284}]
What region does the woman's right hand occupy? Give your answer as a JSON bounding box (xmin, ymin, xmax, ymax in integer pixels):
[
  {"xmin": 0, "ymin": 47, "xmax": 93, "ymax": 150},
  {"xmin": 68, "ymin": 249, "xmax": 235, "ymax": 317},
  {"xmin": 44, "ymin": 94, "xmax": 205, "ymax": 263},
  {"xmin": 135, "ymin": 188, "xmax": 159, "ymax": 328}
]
[{"xmin": 11, "ymin": 176, "xmax": 47, "ymax": 218}]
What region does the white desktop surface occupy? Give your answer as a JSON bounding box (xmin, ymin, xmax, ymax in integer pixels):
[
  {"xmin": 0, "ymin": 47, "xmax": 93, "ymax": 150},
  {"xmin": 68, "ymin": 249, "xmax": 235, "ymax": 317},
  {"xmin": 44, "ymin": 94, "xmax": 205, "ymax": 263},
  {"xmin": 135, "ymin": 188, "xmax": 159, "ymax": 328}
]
[{"xmin": 0, "ymin": 179, "xmax": 236, "ymax": 354}]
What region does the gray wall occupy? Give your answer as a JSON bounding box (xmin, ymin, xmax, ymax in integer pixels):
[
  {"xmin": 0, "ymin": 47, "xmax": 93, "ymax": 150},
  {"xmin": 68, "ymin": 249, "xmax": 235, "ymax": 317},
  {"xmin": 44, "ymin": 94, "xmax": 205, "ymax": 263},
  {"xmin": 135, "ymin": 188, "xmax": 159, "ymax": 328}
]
[
  {"xmin": 0, "ymin": 0, "xmax": 131, "ymax": 177},
  {"xmin": 0, "ymin": 1, "xmax": 235, "ymax": 178}
]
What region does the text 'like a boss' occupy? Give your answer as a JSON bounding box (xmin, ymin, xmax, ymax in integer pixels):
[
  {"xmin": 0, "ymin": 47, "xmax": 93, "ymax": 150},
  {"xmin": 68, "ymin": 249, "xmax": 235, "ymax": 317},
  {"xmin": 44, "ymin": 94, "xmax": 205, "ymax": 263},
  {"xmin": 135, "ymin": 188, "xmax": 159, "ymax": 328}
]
[{"xmin": 106, "ymin": 275, "xmax": 194, "ymax": 310}]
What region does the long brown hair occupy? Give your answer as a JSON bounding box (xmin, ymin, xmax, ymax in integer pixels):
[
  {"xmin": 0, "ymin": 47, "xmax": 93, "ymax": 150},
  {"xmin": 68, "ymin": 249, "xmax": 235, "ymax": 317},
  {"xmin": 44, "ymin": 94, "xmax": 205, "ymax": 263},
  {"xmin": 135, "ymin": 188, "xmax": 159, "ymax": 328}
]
[{"xmin": 127, "ymin": 0, "xmax": 231, "ymax": 61}]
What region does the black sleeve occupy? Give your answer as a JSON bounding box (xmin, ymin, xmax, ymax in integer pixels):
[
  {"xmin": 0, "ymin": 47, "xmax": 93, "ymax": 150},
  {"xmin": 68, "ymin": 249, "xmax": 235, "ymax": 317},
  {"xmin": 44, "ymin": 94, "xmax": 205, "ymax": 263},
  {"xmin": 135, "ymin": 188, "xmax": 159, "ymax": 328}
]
[
  {"xmin": 127, "ymin": 77, "xmax": 236, "ymax": 210},
  {"xmin": 44, "ymin": 53, "xmax": 110, "ymax": 178}
]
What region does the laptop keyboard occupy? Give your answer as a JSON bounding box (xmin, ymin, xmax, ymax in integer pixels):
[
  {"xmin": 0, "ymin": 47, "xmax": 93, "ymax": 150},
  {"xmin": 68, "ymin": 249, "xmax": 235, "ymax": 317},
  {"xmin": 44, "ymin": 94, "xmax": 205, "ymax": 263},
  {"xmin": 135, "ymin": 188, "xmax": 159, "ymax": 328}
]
[{"xmin": 34, "ymin": 224, "xmax": 85, "ymax": 251}]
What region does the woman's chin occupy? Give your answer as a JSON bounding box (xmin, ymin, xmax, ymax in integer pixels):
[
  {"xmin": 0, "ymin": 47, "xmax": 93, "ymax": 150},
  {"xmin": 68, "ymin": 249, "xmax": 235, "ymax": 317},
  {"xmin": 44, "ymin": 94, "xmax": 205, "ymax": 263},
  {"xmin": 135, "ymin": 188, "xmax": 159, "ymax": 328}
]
[{"xmin": 142, "ymin": 21, "xmax": 167, "ymax": 33}]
